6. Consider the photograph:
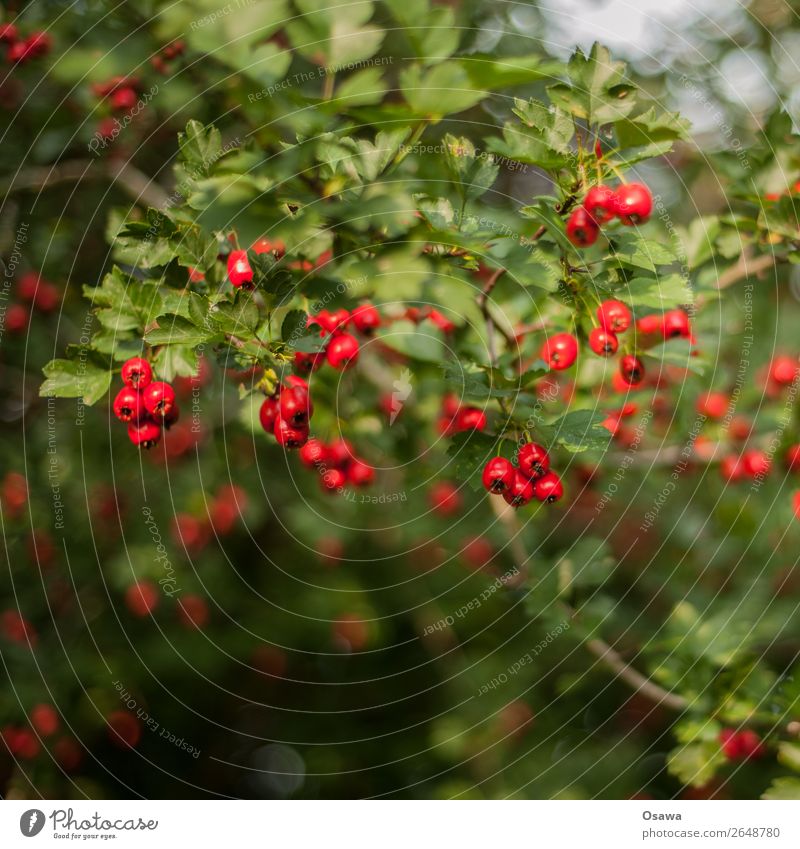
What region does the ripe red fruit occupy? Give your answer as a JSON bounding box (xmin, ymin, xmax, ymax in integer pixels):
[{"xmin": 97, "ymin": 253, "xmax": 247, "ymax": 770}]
[
  {"xmin": 482, "ymin": 457, "xmax": 515, "ymax": 494},
  {"xmin": 597, "ymin": 300, "xmax": 632, "ymax": 333},
  {"xmin": 227, "ymin": 249, "xmax": 253, "ymax": 288},
  {"xmin": 455, "ymin": 407, "xmax": 487, "ymax": 431},
  {"xmin": 53, "ymin": 737, "xmax": 83, "ymax": 772},
  {"xmin": 503, "ymin": 471, "xmax": 535, "ymax": 507},
  {"xmin": 279, "ymin": 386, "xmax": 313, "ymax": 427},
  {"xmin": 662, "ymin": 309, "xmax": 691, "ymax": 339},
  {"xmin": 294, "ymin": 351, "xmax": 324, "ymax": 374},
  {"xmin": 33, "ymin": 281, "xmax": 59, "ymax": 313},
  {"xmin": 127, "ymin": 420, "xmax": 161, "ymax": 448},
  {"xmin": 252, "ymin": 237, "xmax": 286, "ymax": 258},
  {"xmin": 5, "ymin": 303, "xmax": 28, "ymax": 333},
  {"xmin": 171, "ymin": 513, "xmax": 210, "ymax": 552},
  {"xmin": 785, "ymin": 444, "xmax": 800, "ymax": 472},
  {"xmin": 429, "ymin": 481, "xmax": 462, "ymax": 516},
  {"xmin": 107, "ymin": 711, "xmax": 141, "ymax": 748},
  {"xmin": 25, "ymin": 31, "xmax": 52, "ymax": 57},
  {"xmin": 30, "ymin": 704, "xmax": 59, "ymax": 737},
  {"xmin": 347, "ymin": 460, "xmax": 375, "ymax": 487},
  {"xmin": 566, "ymin": 206, "xmax": 600, "ymax": 247},
  {"xmin": 274, "ymin": 417, "xmax": 309, "ymax": 448},
  {"xmin": 518, "ymin": 443, "xmax": 550, "ymax": 479},
  {"xmin": 6, "ymin": 41, "xmax": 30, "ymax": 63},
  {"xmin": 741, "ymin": 449, "xmax": 770, "ymax": 478},
  {"xmin": 162, "ymin": 404, "xmax": 180, "ymax": 430},
  {"xmin": 328, "ymin": 439, "xmax": 355, "ymax": 468},
  {"xmin": 121, "ymin": 357, "xmax": 152, "ymax": 389},
  {"xmin": 142, "ymin": 381, "xmax": 176, "ymax": 417},
  {"xmin": 2, "ymin": 727, "xmax": 40, "ymax": 758},
  {"xmin": 696, "ymin": 392, "xmax": 728, "ymax": 420},
  {"xmin": 770, "ymin": 355, "xmax": 799, "ymax": 387},
  {"xmin": 719, "ymin": 728, "xmax": 765, "ymax": 761},
  {"xmin": 541, "ymin": 332, "xmax": 578, "ymax": 370},
  {"xmin": 613, "ymin": 183, "xmax": 653, "ymax": 224},
  {"xmin": 534, "ymin": 471, "xmax": 564, "ymax": 503},
  {"xmin": 125, "ymin": 581, "xmax": 159, "ymax": 617},
  {"xmin": 350, "ymin": 303, "xmax": 381, "ymax": 334},
  {"xmin": 299, "ymin": 438, "xmax": 328, "ymax": 468},
  {"xmin": 320, "ymin": 467, "xmax": 347, "ymax": 492},
  {"xmin": 326, "ymin": 332, "xmax": 360, "ymax": 369},
  {"xmin": 0, "ymin": 23, "xmax": 18, "ymax": 44},
  {"xmin": 427, "ymin": 309, "xmax": 456, "ymax": 333},
  {"xmin": 110, "ymin": 86, "xmax": 137, "ymax": 111},
  {"xmin": 719, "ymin": 455, "xmax": 742, "ymax": 483},
  {"xmin": 636, "ymin": 314, "xmax": 662, "ymax": 335},
  {"xmin": 584, "ymin": 185, "xmax": 616, "ymax": 224},
  {"xmin": 259, "ymin": 397, "xmax": 279, "ymax": 433},
  {"xmin": 588, "ymin": 327, "xmax": 619, "ymax": 356},
  {"xmin": 113, "ymin": 387, "xmax": 143, "ymax": 423},
  {"xmin": 177, "ymin": 594, "xmax": 209, "ymax": 629},
  {"xmin": 1, "ymin": 610, "xmax": 37, "ymax": 646},
  {"xmin": 619, "ymin": 354, "xmax": 645, "ymax": 386}
]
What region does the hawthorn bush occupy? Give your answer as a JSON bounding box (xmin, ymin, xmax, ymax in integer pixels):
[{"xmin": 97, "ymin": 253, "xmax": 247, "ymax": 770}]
[{"xmin": 2, "ymin": 0, "xmax": 800, "ymax": 799}]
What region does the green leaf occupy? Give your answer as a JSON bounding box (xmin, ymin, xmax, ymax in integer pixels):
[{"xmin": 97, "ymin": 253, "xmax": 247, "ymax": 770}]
[
  {"xmin": 178, "ymin": 120, "xmax": 223, "ymax": 175},
  {"xmin": 208, "ymin": 296, "xmax": 260, "ymax": 336},
  {"xmin": 614, "ymin": 107, "xmax": 690, "ymax": 149},
  {"xmin": 777, "ymin": 741, "xmax": 800, "ymax": 773},
  {"xmin": 642, "ymin": 339, "xmax": 705, "ymax": 376},
  {"xmin": 609, "ymin": 232, "xmax": 678, "ymax": 271},
  {"xmin": 153, "ymin": 344, "xmax": 199, "ymax": 381},
  {"xmin": 446, "ymin": 431, "xmax": 511, "ymax": 492},
  {"xmin": 145, "ymin": 315, "xmax": 218, "ymax": 346},
  {"xmin": 376, "ymin": 319, "xmax": 445, "ymax": 363},
  {"xmin": 40, "ymin": 358, "xmax": 113, "ymax": 406},
  {"xmin": 763, "ymin": 778, "xmax": 800, "ymax": 800},
  {"xmin": 330, "ymin": 66, "xmax": 387, "ymax": 107},
  {"xmin": 619, "ymin": 274, "xmax": 692, "ymax": 310},
  {"xmin": 90, "ymin": 269, "xmax": 163, "ymax": 333},
  {"xmin": 666, "ymin": 742, "xmax": 725, "ymax": 788},
  {"xmin": 401, "ymin": 62, "xmax": 486, "ymax": 118},
  {"xmin": 542, "ymin": 409, "xmax": 612, "ymax": 453},
  {"xmin": 454, "ymin": 54, "xmax": 563, "ymax": 90},
  {"xmin": 442, "ymin": 134, "xmax": 499, "ymax": 202}
]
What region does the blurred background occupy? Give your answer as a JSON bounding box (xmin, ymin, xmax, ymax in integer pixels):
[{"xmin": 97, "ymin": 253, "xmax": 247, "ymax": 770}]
[{"xmin": 2, "ymin": 0, "xmax": 800, "ymax": 800}]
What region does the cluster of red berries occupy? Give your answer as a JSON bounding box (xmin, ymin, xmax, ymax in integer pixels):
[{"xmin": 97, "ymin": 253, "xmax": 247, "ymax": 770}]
[
  {"xmin": 438, "ymin": 394, "xmax": 487, "ymax": 435},
  {"xmin": 566, "ymin": 182, "xmax": 653, "ymax": 247},
  {"xmin": 1, "ymin": 24, "xmax": 51, "ymax": 65},
  {"xmin": 1, "ymin": 471, "xmax": 27, "ymax": 519},
  {"xmin": 719, "ymin": 728, "xmax": 766, "ymax": 761},
  {"xmin": 112, "ymin": 358, "xmax": 178, "ymax": 449},
  {"xmin": 92, "ymin": 75, "xmax": 142, "ymax": 112},
  {"xmin": 1, "ymin": 704, "xmax": 82, "ymax": 770},
  {"xmin": 481, "ymin": 443, "xmax": 563, "ymax": 508},
  {"xmin": 151, "ymin": 39, "xmax": 185, "ymax": 74},
  {"xmin": 299, "ymin": 437, "xmax": 375, "ymax": 494},
  {"xmin": 171, "ymin": 484, "xmax": 248, "ymax": 555},
  {"xmin": 124, "ymin": 581, "xmax": 209, "ymax": 630},
  {"xmin": 540, "ymin": 301, "xmax": 692, "ymax": 388},
  {"xmin": 3, "ymin": 271, "xmax": 59, "ymax": 334},
  {"xmin": 404, "ymin": 305, "xmax": 457, "ymax": 333},
  {"xmin": 259, "ymin": 375, "xmax": 314, "ymax": 448}
]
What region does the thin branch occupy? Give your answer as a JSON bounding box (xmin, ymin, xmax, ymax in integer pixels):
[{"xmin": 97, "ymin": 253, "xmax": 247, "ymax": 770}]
[
  {"xmin": 488, "ymin": 496, "xmax": 688, "ymax": 710},
  {"xmin": 713, "ymin": 250, "xmax": 777, "ymax": 292}
]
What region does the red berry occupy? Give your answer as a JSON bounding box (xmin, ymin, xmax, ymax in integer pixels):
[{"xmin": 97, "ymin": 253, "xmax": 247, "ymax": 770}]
[
  {"xmin": 0, "ymin": 24, "xmax": 18, "ymax": 44},
  {"xmin": 328, "ymin": 439, "xmax": 355, "ymax": 468},
  {"xmin": 6, "ymin": 41, "xmax": 30, "ymax": 63},
  {"xmin": 636, "ymin": 314, "xmax": 662, "ymax": 335},
  {"xmin": 279, "ymin": 386, "xmax": 313, "ymax": 427},
  {"xmin": 107, "ymin": 711, "xmax": 141, "ymax": 748},
  {"xmin": 429, "ymin": 481, "xmax": 462, "ymax": 516},
  {"xmin": 518, "ymin": 443, "xmax": 550, "ymax": 480},
  {"xmin": 662, "ymin": 309, "xmax": 691, "ymax": 339},
  {"xmin": 541, "ymin": 332, "xmax": 578, "ymax": 371},
  {"xmin": 33, "ymin": 282, "xmax": 59, "ymax": 313},
  {"xmin": 162, "ymin": 404, "xmax": 180, "ymax": 430},
  {"xmin": 299, "ymin": 438, "xmax": 328, "ymax": 468},
  {"xmin": 566, "ymin": 206, "xmax": 599, "ymax": 247},
  {"xmin": 455, "ymin": 407, "xmax": 487, "ymax": 431},
  {"xmin": 227, "ymin": 249, "xmax": 253, "ymax": 288},
  {"xmin": 533, "ymin": 471, "xmax": 563, "ymax": 503},
  {"xmin": 720, "ymin": 455, "xmax": 742, "ymax": 483},
  {"xmin": 125, "ymin": 581, "xmax": 159, "ymax": 617},
  {"xmin": 320, "ymin": 467, "xmax": 347, "ymax": 492},
  {"xmin": 482, "ymin": 457, "xmax": 515, "ymax": 494},
  {"xmin": 427, "ymin": 309, "xmax": 457, "ymax": 333},
  {"xmin": 613, "ymin": 183, "xmax": 652, "ymax": 224},
  {"xmin": 350, "ymin": 303, "xmax": 381, "ymax": 334},
  {"xmin": 503, "ymin": 471, "xmax": 535, "ymax": 507},
  {"xmin": 3, "ymin": 727, "xmax": 40, "ymax": 758},
  {"xmin": 785, "ymin": 444, "xmax": 800, "ymax": 472},
  {"xmin": 171, "ymin": 513, "xmax": 210, "ymax": 552},
  {"xmin": 121, "ymin": 357, "xmax": 152, "ymax": 389},
  {"xmin": 589, "ymin": 327, "xmax": 619, "ymax": 356},
  {"xmin": 696, "ymin": 392, "xmax": 728, "ymax": 420},
  {"xmin": 177, "ymin": 594, "xmax": 209, "ymax": 629},
  {"xmin": 315, "ymin": 309, "xmax": 349, "ymax": 334},
  {"xmin": 326, "ymin": 332, "xmax": 360, "ymax": 369},
  {"xmin": 583, "ymin": 185, "xmax": 616, "ymax": 224},
  {"xmin": 597, "ymin": 300, "xmax": 631, "ymax": 333},
  {"xmin": 113, "ymin": 387, "xmax": 143, "ymax": 423},
  {"xmin": 127, "ymin": 420, "xmax": 161, "ymax": 448},
  {"xmin": 1, "ymin": 610, "xmax": 36, "ymax": 646},
  {"xmin": 274, "ymin": 417, "xmax": 309, "ymax": 448},
  {"xmin": 259, "ymin": 397, "xmax": 279, "ymax": 434},
  {"xmin": 619, "ymin": 354, "xmax": 645, "ymax": 386},
  {"xmin": 294, "ymin": 350, "xmax": 324, "ymax": 374},
  {"xmin": 25, "ymin": 31, "xmax": 51, "ymax": 57},
  {"xmin": 110, "ymin": 86, "xmax": 137, "ymax": 111},
  {"xmin": 719, "ymin": 728, "xmax": 765, "ymax": 761},
  {"xmin": 347, "ymin": 460, "xmax": 375, "ymax": 486},
  {"xmin": 142, "ymin": 381, "xmax": 176, "ymax": 417},
  {"xmin": 770, "ymin": 355, "xmax": 799, "ymax": 387},
  {"xmin": 30, "ymin": 704, "xmax": 59, "ymax": 737},
  {"xmin": 252, "ymin": 237, "xmax": 285, "ymax": 258},
  {"xmin": 54, "ymin": 737, "xmax": 83, "ymax": 771},
  {"xmin": 5, "ymin": 303, "xmax": 28, "ymax": 333},
  {"xmin": 741, "ymin": 449, "xmax": 770, "ymax": 478}
]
